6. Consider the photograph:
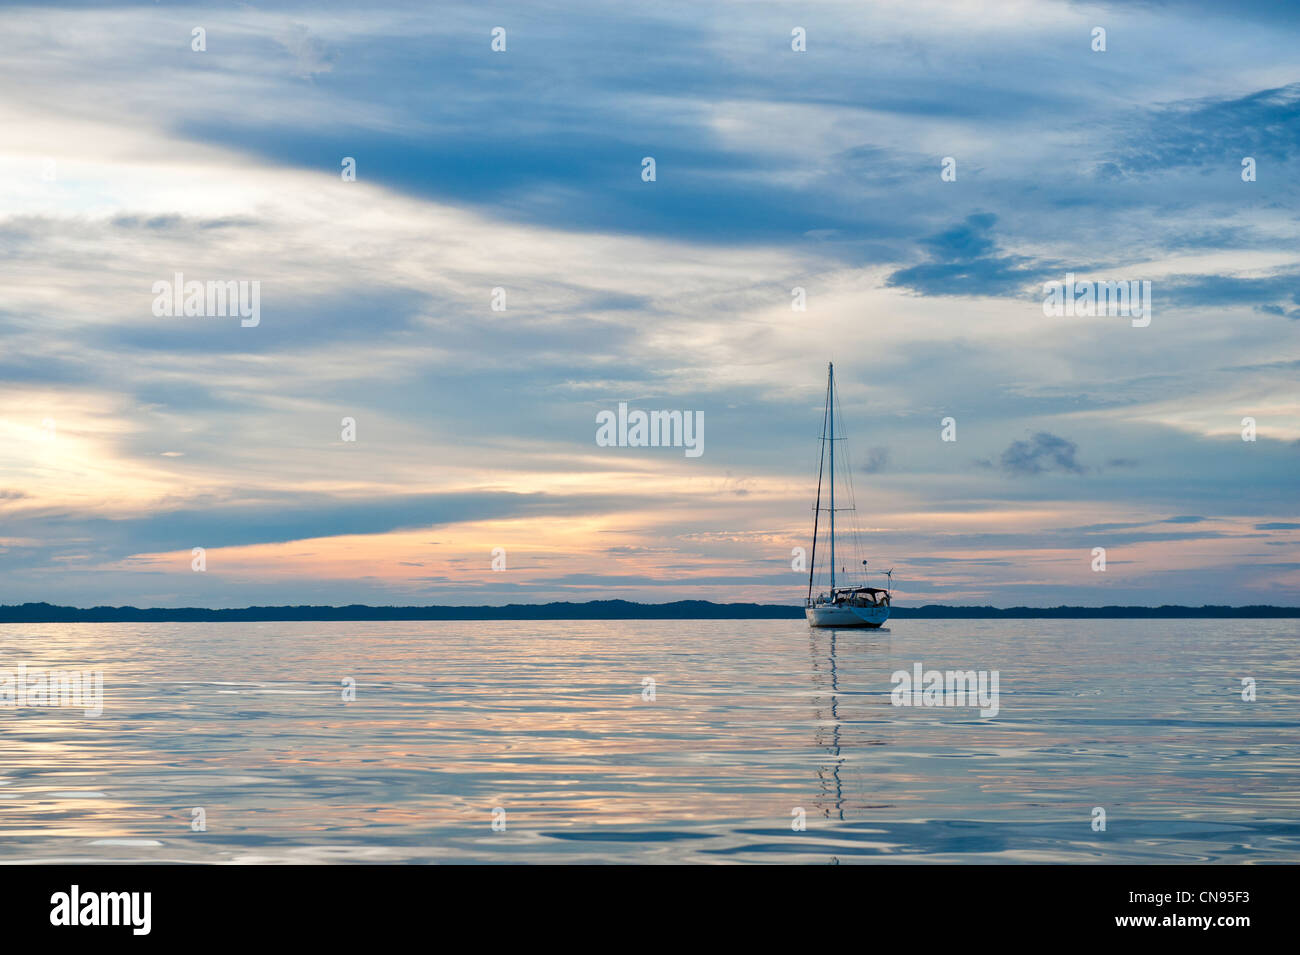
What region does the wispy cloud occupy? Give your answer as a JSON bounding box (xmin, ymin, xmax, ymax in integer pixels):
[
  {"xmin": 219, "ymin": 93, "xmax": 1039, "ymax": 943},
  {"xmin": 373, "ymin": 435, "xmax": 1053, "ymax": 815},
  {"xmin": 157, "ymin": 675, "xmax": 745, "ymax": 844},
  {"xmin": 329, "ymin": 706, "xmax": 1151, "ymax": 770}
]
[{"xmin": 0, "ymin": 1, "xmax": 1296, "ymax": 607}]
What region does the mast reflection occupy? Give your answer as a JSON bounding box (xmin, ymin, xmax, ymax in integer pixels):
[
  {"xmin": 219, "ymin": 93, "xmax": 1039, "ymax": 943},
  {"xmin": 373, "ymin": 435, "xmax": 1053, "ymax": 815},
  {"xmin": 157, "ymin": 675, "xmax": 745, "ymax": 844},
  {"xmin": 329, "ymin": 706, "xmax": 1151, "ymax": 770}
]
[{"xmin": 808, "ymin": 627, "xmax": 889, "ymax": 822}]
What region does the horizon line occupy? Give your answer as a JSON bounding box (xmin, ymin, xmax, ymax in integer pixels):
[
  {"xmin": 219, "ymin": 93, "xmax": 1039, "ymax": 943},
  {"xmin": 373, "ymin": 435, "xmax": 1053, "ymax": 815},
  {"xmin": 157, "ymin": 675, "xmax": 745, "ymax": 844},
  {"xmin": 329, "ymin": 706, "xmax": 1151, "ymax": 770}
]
[{"xmin": 2, "ymin": 600, "xmax": 1298, "ymax": 622}]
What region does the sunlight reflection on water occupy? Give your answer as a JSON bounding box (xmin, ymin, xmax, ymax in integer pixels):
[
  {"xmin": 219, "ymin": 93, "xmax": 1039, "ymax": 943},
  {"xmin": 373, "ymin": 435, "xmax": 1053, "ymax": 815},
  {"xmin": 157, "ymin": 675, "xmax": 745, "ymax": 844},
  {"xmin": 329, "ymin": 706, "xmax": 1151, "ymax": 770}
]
[{"xmin": 1, "ymin": 619, "xmax": 1297, "ymax": 864}]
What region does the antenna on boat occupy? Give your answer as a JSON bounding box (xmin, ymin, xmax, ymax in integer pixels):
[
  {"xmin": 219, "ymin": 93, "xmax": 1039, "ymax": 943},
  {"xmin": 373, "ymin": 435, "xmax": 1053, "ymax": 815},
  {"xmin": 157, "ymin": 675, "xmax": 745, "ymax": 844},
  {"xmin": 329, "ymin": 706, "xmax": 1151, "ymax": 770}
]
[{"xmin": 885, "ymin": 568, "xmax": 893, "ymax": 589}]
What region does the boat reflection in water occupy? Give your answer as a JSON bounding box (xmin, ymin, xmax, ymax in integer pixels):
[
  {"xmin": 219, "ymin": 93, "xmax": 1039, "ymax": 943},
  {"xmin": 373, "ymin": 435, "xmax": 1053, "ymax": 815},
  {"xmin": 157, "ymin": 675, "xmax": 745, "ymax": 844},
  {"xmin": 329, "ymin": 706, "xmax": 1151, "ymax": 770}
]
[{"xmin": 806, "ymin": 626, "xmax": 892, "ymax": 828}]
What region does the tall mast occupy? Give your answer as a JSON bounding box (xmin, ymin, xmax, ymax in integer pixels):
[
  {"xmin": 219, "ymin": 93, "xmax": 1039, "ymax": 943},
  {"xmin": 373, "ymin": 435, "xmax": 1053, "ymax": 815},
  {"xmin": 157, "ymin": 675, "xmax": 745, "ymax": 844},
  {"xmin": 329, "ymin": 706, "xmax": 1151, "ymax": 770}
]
[{"xmin": 828, "ymin": 362, "xmax": 835, "ymax": 593}]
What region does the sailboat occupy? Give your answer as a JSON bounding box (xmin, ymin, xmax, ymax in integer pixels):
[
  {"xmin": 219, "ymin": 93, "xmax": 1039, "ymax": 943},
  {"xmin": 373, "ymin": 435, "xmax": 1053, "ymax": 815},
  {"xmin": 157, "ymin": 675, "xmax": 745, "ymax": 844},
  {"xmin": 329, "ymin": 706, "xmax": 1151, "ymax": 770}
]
[{"xmin": 804, "ymin": 363, "xmax": 892, "ymax": 628}]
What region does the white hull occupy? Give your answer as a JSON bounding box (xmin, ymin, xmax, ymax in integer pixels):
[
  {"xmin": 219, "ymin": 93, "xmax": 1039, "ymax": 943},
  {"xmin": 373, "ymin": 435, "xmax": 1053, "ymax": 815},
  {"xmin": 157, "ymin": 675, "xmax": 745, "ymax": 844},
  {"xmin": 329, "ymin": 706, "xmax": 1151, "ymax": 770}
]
[{"xmin": 805, "ymin": 604, "xmax": 890, "ymax": 628}]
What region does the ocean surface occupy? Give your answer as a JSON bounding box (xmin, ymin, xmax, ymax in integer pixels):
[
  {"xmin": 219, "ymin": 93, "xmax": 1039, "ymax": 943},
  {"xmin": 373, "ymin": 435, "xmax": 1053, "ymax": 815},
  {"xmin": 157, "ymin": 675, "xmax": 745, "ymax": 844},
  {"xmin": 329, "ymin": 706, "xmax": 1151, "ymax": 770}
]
[{"xmin": 1, "ymin": 619, "xmax": 1297, "ymax": 864}]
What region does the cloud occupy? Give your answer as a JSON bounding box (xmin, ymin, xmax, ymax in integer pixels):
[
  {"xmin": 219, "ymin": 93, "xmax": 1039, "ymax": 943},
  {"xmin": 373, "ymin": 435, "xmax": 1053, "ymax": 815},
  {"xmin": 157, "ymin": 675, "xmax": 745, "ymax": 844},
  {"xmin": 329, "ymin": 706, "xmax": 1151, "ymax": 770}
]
[
  {"xmin": 1106, "ymin": 82, "xmax": 1300, "ymax": 176},
  {"xmin": 275, "ymin": 23, "xmax": 337, "ymax": 78},
  {"xmin": 860, "ymin": 447, "xmax": 889, "ymax": 474},
  {"xmin": 1000, "ymin": 432, "xmax": 1086, "ymax": 476},
  {"xmin": 1160, "ymin": 272, "xmax": 1300, "ymax": 317},
  {"xmin": 0, "ymin": 490, "xmax": 652, "ymax": 565},
  {"xmin": 885, "ymin": 213, "xmax": 1047, "ymax": 297}
]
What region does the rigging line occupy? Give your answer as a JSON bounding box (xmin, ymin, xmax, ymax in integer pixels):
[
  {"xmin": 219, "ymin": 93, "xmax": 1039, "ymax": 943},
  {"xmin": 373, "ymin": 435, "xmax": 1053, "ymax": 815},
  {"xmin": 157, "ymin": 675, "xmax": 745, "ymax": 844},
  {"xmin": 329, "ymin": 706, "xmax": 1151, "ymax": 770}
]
[
  {"xmin": 833, "ymin": 377, "xmax": 862, "ymax": 585},
  {"xmin": 841, "ymin": 387, "xmax": 870, "ymax": 586},
  {"xmin": 807, "ymin": 368, "xmax": 831, "ymax": 602}
]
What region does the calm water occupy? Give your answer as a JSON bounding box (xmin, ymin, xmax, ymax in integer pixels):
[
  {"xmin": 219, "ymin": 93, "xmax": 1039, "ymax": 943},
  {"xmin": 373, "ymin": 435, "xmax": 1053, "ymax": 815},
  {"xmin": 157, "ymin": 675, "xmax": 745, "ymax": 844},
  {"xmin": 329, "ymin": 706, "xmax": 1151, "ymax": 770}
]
[{"xmin": 1, "ymin": 619, "xmax": 1297, "ymax": 864}]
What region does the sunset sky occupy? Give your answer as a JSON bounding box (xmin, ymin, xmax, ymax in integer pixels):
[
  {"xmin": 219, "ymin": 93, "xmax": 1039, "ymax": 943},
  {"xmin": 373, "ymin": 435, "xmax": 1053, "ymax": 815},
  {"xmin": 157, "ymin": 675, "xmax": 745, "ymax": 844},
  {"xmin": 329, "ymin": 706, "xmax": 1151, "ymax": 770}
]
[{"xmin": 1, "ymin": 0, "xmax": 1297, "ymax": 608}]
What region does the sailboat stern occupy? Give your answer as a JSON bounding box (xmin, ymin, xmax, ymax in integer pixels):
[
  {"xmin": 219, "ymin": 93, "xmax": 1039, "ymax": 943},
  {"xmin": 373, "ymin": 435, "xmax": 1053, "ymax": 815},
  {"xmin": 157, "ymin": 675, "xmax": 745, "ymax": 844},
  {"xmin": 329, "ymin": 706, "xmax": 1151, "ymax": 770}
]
[{"xmin": 805, "ymin": 602, "xmax": 890, "ymax": 629}]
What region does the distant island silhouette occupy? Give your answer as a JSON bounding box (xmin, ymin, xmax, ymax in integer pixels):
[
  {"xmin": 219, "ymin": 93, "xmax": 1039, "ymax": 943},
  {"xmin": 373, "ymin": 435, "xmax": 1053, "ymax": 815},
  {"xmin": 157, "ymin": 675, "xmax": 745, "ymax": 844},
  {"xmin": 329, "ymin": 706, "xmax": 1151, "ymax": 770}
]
[{"xmin": 1, "ymin": 601, "xmax": 1297, "ymax": 622}]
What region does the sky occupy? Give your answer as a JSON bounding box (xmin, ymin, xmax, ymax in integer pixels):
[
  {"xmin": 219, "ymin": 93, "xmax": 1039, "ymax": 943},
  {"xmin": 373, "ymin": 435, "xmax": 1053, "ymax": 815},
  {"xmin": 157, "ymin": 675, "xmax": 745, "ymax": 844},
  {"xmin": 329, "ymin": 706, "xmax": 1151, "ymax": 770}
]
[{"xmin": 0, "ymin": 0, "xmax": 1297, "ymax": 608}]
